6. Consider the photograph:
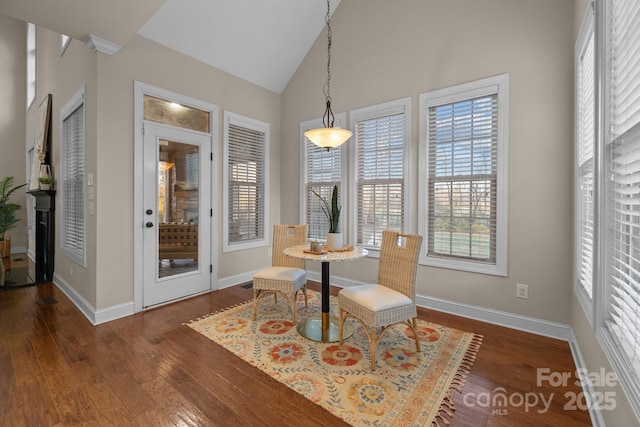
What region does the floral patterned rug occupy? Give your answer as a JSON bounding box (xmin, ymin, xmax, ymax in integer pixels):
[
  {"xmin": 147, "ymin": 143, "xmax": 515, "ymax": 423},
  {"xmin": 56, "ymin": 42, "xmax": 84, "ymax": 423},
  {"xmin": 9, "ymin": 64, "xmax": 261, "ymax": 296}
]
[{"xmin": 185, "ymin": 290, "xmax": 482, "ymax": 426}]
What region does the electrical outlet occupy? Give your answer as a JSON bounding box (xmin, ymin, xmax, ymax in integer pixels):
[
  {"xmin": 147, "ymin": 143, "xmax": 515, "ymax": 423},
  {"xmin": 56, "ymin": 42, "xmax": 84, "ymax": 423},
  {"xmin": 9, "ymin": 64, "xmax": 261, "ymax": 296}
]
[
  {"xmin": 268, "ymin": 248, "xmax": 272, "ymax": 257},
  {"xmin": 516, "ymin": 283, "xmax": 529, "ymax": 299},
  {"xmin": 68, "ymin": 267, "xmax": 73, "ymax": 277}
]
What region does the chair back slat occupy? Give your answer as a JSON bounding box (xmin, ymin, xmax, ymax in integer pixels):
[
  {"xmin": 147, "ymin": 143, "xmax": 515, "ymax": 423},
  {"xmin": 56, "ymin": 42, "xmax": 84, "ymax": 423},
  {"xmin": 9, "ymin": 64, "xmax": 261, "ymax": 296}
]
[
  {"xmin": 378, "ymin": 230, "xmax": 422, "ymax": 298},
  {"xmin": 272, "ymin": 224, "xmax": 307, "ymax": 268}
]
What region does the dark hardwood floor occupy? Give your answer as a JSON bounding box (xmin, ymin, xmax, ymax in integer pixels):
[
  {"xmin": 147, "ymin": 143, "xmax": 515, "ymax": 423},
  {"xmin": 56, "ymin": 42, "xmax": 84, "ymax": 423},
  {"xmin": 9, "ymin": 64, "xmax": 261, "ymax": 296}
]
[{"xmin": 0, "ymin": 281, "xmax": 592, "ymax": 426}]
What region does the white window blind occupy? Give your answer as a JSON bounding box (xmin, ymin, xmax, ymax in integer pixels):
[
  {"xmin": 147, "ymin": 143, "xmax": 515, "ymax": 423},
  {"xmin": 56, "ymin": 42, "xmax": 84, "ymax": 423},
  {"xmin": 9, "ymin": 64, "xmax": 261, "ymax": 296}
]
[
  {"xmin": 304, "ymin": 135, "xmax": 342, "ymax": 241},
  {"xmin": 27, "ymin": 23, "xmax": 36, "ymax": 110},
  {"xmin": 353, "ymin": 102, "xmax": 408, "ymax": 248},
  {"xmin": 60, "ymin": 89, "xmax": 86, "ymax": 266},
  {"xmin": 427, "ymin": 96, "xmax": 498, "ymax": 263},
  {"xmin": 576, "ymin": 10, "xmax": 595, "ymax": 300},
  {"xmin": 603, "ymin": 0, "xmax": 640, "ymax": 395},
  {"xmin": 225, "ymin": 114, "xmax": 267, "ymax": 248}
]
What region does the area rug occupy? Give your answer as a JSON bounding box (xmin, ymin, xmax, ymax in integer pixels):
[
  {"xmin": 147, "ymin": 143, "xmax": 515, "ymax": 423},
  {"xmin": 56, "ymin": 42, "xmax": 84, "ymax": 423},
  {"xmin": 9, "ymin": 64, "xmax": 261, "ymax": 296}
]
[{"xmin": 186, "ymin": 290, "xmax": 482, "ymax": 426}]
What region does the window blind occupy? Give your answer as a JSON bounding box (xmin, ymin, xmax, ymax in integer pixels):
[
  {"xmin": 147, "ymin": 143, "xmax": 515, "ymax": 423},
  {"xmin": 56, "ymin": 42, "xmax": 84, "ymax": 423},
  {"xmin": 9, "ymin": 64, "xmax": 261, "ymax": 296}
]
[
  {"xmin": 304, "ymin": 138, "xmax": 342, "ymax": 240},
  {"xmin": 61, "ymin": 102, "xmax": 85, "ymax": 265},
  {"xmin": 577, "ymin": 23, "xmax": 595, "ymax": 299},
  {"xmin": 227, "ymin": 122, "xmax": 265, "ymax": 244},
  {"xmin": 604, "ymin": 0, "xmax": 640, "ymax": 386},
  {"xmin": 355, "ymin": 112, "xmax": 405, "ymax": 247},
  {"xmin": 427, "ymin": 95, "xmax": 498, "ymax": 263}
]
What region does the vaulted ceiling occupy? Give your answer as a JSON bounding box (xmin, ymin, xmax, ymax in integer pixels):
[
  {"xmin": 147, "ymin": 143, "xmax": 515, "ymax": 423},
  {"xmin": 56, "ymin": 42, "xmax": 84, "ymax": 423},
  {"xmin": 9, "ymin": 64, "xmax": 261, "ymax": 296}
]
[{"xmin": 0, "ymin": 0, "xmax": 341, "ymax": 94}]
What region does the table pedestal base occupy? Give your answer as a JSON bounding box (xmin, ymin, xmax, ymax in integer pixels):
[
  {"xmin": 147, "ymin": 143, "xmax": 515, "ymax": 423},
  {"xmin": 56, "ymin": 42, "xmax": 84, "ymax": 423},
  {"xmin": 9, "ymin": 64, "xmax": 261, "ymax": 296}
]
[{"xmin": 297, "ymin": 314, "xmax": 354, "ymax": 343}]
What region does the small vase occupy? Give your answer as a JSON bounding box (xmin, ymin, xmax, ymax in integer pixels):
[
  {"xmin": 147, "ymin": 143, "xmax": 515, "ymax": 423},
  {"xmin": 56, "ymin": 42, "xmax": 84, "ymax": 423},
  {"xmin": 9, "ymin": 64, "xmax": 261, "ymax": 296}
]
[{"xmin": 326, "ymin": 232, "xmax": 343, "ymax": 250}]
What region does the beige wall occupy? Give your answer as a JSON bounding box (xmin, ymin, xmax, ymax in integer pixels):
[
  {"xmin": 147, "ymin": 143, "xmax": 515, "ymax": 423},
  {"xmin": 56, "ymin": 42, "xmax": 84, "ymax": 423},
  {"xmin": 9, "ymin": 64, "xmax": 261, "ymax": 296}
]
[
  {"xmin": 14, "ymin": 23, "xmax": 281, "ymax": 309},
  {"xmin": 0, "ymin": 14, "xmax": 27, "ymax": 249},
  {"xmin": 282, "ymin": 0, "xmax": 575, "ymax": 324},
  {"xmin": 92, "ymin": 35, "xmax": 281, "ymax": 309},
  {"xmin": 26, "ymin": 26, "xmax": 99, "ymax": 305}
]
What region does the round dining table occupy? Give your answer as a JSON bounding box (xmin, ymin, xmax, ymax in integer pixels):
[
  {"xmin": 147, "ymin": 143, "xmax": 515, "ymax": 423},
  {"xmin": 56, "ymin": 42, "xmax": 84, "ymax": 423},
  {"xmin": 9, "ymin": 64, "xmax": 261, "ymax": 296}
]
[{"xmin": 283, "ymin": 244, "xmax": 368, "ymax": 342}]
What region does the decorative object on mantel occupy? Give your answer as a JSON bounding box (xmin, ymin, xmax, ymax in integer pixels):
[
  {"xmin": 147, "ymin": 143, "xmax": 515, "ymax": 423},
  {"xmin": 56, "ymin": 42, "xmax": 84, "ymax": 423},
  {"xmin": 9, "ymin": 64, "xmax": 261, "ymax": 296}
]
[
  {"xmin": 38, "ymin": 164, "xmax": 53, "ymax": 190},
  {"xmin": 303, "ymin": 0, "xmax": 352, "ymax": 150},
  {"xmin": 29, "ymin": 94, "xmax": 52, "ymax": 191},
  {"xmin": 312, "ymin": 184, "xmax": 342, "ymax": 250},
  {"xmin": 186, "ymin": 290, "xmax": 482, "ymax": 426},
  {"xmin": 0, "ymin": 176, "xmax": 28, "ymax": 258}
]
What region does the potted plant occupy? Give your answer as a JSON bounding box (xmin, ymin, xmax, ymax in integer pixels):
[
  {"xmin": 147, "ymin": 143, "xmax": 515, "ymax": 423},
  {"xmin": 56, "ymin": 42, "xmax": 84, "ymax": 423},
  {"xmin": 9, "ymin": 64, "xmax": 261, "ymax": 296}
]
[
  {"xmin": 312, "ymin": 185, "xmax": 343, "ymax": 249},
  {"xmin": 0, "ymin": 176, "xmax": 27, "ymax": 258},
  {"xmin": 38, "ymin": 176, "xmax": 53, "ymax": 190}
]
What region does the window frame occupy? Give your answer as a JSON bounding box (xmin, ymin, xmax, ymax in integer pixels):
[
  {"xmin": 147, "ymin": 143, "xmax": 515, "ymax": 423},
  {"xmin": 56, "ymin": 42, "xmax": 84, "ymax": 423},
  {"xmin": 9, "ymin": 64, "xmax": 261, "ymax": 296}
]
[
  {"xmin": 593, "ymin": 0, "xmax": 640, "ymax": 417},
  {"xmin": 418, "ymin": 74, "xmax": 509, "ymax": 276},
  {"xmin": 348, "ymin": 97, "xmax": 413, "ymax": 256},
  {"xmin": 574, "ymin": 2, "xmax": 596, "ymax": 323},
  {"xmin": 222, "ymin": 111, "xmax": 270, "ymax": 253},
  {"xmin": 59, "ymin": 86, "xmax": 87, "ymax": 267},
  {"xmin": 26, "ymin": 23, "xmax": 36, "ymax": 110},
  {"xmin": 300, "ymin": 114, "xmax": 347, "ymax": 242}
]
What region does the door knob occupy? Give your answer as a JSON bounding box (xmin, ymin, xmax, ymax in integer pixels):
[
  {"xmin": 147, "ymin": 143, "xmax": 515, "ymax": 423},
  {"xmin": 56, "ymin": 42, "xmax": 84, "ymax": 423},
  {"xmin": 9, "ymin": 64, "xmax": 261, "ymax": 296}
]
[
  {"xmin": 145, "ymin": 222, "xmax": 154, "ymax": 228},
  {"xmin": 146, "ymin": 209, "xmax": 153, "ymax": 215}
]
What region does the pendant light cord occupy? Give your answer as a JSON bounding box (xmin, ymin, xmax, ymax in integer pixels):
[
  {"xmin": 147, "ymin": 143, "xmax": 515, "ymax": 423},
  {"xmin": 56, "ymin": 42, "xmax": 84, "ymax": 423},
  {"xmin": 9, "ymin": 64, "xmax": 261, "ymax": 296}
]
[{"xmin": 323, "ymin": 0, "xmax": 335, "ymax": 128}]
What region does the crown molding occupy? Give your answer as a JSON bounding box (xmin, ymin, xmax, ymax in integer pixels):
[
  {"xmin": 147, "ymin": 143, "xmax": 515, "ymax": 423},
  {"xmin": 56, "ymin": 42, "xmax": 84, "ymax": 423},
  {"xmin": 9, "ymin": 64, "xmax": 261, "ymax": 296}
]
[{"xmin": 84, "ymin": 35, "xmax": 121, "ymax": 55}]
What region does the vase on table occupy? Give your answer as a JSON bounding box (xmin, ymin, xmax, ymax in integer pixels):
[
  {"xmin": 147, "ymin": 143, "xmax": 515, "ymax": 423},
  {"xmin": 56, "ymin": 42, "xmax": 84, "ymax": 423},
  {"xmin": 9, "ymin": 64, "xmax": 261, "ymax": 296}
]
[{"xmin": 326, "ymin": 232, "xmax": 343, "ymax": 250}]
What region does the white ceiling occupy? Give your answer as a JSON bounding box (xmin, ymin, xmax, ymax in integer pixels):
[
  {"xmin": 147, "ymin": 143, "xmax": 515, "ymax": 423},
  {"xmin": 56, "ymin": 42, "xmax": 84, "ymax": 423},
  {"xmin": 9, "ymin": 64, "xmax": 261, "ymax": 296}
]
[{"xmin": 0, "ymin": 0, "xmax": 341, "ymax": 94}]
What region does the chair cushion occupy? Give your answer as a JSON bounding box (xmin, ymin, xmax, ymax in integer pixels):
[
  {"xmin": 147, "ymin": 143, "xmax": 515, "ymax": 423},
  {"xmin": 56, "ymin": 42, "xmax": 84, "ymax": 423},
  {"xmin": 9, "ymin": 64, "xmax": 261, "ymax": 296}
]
[
  {"xmin": 253, "ymin": 266, "xmax": 306, "ymax": 283},
  {"xmin": 340, "ymin": 284, "xmax": 412, "ymax": 312}
]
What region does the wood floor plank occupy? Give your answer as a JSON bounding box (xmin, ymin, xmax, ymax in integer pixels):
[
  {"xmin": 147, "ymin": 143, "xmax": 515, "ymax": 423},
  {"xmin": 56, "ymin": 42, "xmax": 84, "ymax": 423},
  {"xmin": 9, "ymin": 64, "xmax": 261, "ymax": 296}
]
[{"xmin": 0, "ymin": 282, "xmax": 591, "ymax": 426}]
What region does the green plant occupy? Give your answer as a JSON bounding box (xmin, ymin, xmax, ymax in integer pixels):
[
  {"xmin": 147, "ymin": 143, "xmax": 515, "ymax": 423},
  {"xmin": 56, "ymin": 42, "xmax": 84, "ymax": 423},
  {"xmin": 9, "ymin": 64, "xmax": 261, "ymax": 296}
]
[
  {"xmin": 312, "ymin": 185, "xmax": 341, "ymax": 233},
  {"xmin": 0, "ymin": 176, "xmax": 27, "ymax": 241},
  {"xmin": 38, "ymin": 176, "xmax": 53, "ymax": 184}
]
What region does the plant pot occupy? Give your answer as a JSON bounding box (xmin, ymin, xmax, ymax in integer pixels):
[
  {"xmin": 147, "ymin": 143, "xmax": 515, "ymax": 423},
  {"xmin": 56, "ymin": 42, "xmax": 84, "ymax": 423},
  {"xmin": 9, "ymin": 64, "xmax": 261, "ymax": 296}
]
[
  {"xmin": 326, "ymin": 232, "xmax": 343, "ymax": 250},
  {"xmin": 39, "ymin": 183, "xmax": 50, "ymax": 190},
  {"xmin": 0, "ymin": 236, "xmax": 10, "ymax": 258}
]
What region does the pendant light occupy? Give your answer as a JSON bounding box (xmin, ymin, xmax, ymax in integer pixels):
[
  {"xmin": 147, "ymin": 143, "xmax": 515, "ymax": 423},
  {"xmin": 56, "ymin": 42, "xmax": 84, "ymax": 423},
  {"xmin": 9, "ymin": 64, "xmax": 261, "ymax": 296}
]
[{"xmin": 304, "ymin": 0, "xmax": 352, "ymax": 150}]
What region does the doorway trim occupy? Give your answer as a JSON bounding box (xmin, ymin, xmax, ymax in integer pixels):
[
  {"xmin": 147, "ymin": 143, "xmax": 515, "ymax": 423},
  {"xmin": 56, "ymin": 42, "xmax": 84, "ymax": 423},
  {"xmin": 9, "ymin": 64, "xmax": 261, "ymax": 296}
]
[{"xmin": 133, "ymin": 81, "xmax": 219, "ymax": 312}]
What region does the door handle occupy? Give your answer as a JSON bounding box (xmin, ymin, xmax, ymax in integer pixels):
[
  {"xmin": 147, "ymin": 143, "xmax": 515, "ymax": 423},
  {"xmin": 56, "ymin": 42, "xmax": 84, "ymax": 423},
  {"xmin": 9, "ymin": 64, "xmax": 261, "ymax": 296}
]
[{"xmin": 145, "ymin": 222, "xmax": 154, "ymax": 228}]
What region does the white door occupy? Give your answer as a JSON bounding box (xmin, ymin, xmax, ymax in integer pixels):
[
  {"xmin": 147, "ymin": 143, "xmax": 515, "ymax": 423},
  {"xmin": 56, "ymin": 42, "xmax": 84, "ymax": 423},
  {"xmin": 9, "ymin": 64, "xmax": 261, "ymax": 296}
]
[{"xmin": 142, "ymin": 122, "xmax": 211, "ymax": 307}]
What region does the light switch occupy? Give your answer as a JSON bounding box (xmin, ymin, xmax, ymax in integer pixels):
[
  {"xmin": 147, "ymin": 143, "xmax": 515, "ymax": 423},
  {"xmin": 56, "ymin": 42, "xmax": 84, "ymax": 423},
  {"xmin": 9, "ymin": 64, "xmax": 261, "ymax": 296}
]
[{"xmin": 87, "ymin": 172, "xmax": 93, "ymax": 186}]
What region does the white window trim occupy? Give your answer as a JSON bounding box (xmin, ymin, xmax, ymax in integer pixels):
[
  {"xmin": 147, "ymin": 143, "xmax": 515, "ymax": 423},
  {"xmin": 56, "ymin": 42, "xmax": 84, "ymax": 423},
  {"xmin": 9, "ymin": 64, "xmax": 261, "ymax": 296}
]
[
  {"xmin": 299, "ymin": 114, "xmax": 348, "ymax": 242},
  {"xmin": 418, "ymin": 74, "xmax": 509, "ymax": 276},
  {"xmin": 349, "ymin": 97, "xmax": 413, "ymax": 257},
  {"xmin": 574, "ymin": 2, "xmax": 596, "ymax": 325},
  {"xmin": 60, "ymin": 35, "xmax": 71, "ymax": 56},
  {"xmin": 222, "ymin": 111, "xmax": 270, "ymax": 253},
  {"xmin": 26, "ymin": 23, "xmax": 36, "ymax": 111},
  {"xmin": 59, "ymin": 85, "xmax": 87, "ymax": 267}
]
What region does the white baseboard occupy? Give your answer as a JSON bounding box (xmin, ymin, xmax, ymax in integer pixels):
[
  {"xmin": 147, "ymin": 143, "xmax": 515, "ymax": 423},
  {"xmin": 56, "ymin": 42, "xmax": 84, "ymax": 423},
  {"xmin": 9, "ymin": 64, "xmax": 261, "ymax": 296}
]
[
  {"xmin": 55, "ymin": 270, "xmax": 570, "ymax": 341},
  {"xmin": 218, "ymin": 270, "xmax": 256, "ymax": 289},
  {"xmin": 415, "ymin": 293, "xmax": 572, "ymax": 341},
  {"xmin": 567, "ymin": 330, "xmax": 605, "ymax": 427},
  {"xmin": 10, "ymin": 245, "xmax": 27, "ymax": 255},
  {"xmin": 53, "ymin": 273, "xmax": 134, "ymax": 325}
]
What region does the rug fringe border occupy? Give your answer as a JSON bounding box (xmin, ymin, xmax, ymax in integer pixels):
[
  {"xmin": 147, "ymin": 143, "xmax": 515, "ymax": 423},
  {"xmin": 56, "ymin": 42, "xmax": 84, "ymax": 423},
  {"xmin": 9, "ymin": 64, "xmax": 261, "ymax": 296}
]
[
  {"xmin": 182, "ymin": 298, "xmax": 254, "ymax": 325},
  {"xmin": 432, "ymin": 333, "xmax": 483, "ymax": 427}
]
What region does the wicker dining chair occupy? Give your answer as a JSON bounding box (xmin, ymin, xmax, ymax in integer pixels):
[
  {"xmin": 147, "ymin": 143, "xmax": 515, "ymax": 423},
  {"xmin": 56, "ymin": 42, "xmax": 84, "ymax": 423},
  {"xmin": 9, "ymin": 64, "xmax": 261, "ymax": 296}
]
[
  {"xmin": 338, "ymin": 230, "xmax": 423, "ymax": 371},
  {"xmin": 253, "ymin": 224, "xmax": 308, "ymax": 322}
]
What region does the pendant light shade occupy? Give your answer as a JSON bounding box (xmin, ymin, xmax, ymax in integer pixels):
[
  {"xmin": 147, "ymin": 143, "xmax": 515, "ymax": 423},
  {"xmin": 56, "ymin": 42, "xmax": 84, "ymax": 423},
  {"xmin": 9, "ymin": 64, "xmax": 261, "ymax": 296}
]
[
  {"xmin": 304, "ymin": 127, "xmax": 352, "ymax": 149},
  {"xmin": 306, "ymin": 0, "xmax": 352, "ymax": 150}
]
